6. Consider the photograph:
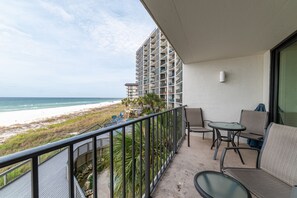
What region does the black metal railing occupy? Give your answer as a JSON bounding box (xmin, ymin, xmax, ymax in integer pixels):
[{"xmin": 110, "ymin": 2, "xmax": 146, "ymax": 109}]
[{"xmin": 0, "ymin": 106, "xmax": 186, "ymax": 198}]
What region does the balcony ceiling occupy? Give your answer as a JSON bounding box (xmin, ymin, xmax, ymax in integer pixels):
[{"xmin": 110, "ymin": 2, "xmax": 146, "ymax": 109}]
[{"xmin": 141, "ymin": 0, "xmax": 297, "ymax": 64}]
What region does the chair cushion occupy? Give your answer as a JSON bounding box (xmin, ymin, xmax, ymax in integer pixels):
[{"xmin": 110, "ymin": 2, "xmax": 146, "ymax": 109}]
[
  {"xmin": 240, "ymin": 110, "xmax": 268, "ymax": 136},
  {"xmin": 239, "ymin": 132, "xmax": 263, "ymax": 140},
  {"xmin": 260, "ymin": 123, "xmax": 297, "ymax": 186},
  {"xmin": 225, "ymin": 168, "xmax": 291, "ymax": 198},
  {"xmin": 189, "ymin": 126, "xmax": 212, "ymax": 133}
]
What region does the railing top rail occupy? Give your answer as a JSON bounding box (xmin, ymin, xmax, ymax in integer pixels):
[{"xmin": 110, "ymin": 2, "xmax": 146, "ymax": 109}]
[
  {"xmin": 0, "ymin": 105, "xmax": 186, "ymax": 168},
  {"xmin": 0, "ymin": 159, "xmax": 30, "ymax": 177}
]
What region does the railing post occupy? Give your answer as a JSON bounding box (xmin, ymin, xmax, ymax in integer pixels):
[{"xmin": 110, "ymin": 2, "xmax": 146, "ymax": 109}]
[
  {"xmin": 173, "ymin": 109, "xmax": 178, "ymax": 154},
  {"xmin": 182, "ymin": 106, "xmax": 186, "ymax": 139},
  {"xmin": 109, "ymin": 130, "xmax": 114, "ymax": 198},
  {"xmin": 31, "ymin": 156, "xmax": 39, "ymax": 198},
  {"xmin": 122, "ymin": 127, "xmax": 126, "ymax": 198},
  {"xmin": 3, "ymin": 174, "xmax": 7, "ymax": 185},
  {"xmin": 68, "ymin": 145, "xmax": 74, "ymax": 198},
  {"xmin": 92, "ymin": 136, "xmax": 98, "ymax": 198},
  {"xmin": 132, "ymin": 124, "xmax": 136, "ymax": 198},
  {"xmin": 145, "ymin": 118, "xmax": 151, "ymax": 198}
]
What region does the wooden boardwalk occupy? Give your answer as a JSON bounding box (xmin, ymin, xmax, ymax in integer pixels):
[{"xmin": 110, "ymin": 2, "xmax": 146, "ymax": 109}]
[{"xmin": 0, "ymin": 150, "xmax": 70, "ymax": 198}]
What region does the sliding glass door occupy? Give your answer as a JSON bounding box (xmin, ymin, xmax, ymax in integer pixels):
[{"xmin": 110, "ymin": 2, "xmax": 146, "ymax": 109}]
[
  {"xmin": 278, "ymin": 42, "xmax": 297, "ymax": 126},
  {"xmin": 270, "ymin": 33, "xmax": 297, "ymax": 127}
]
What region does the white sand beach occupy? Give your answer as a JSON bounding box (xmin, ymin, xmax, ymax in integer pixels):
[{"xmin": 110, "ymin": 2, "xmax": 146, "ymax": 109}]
[{"xmin": 0, "ymin": 100, "xmax": 121, "ymax": 127}]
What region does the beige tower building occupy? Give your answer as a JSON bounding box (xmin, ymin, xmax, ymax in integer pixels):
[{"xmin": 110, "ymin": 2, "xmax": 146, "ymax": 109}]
[
  {"xmin": 136, "ymin": 28, "xmax": 183, "ymax": 108},
  {"xmin": 125, "ymin": 83, "xmax": 138, "ymax": 99}
]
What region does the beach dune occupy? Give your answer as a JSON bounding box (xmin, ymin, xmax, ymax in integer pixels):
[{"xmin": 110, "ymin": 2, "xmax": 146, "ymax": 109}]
[{"xmin": 0, "ymin": 101, "xmax": 121, "ymax": 127}]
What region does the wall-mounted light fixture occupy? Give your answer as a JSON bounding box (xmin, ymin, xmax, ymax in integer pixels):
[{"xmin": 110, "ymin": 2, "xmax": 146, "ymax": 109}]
[{"xmin": 219, "ymin": 71, "xmax": 225, "ymax": 83}]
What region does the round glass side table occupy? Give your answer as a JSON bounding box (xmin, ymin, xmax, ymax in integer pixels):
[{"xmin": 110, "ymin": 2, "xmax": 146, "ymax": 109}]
[{"xmin": 194, "ymin": 171, "xmax": 252, "ymax": 198}]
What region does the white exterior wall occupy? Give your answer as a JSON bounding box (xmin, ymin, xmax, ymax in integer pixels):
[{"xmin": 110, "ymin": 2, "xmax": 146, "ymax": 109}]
[
  {"xmin": 263, "ymin": 51, "xmax": 271, "ymax": 110},
  {"xmin": 184, "ymin": 54, "xmax": 270, "ymax": 123}
]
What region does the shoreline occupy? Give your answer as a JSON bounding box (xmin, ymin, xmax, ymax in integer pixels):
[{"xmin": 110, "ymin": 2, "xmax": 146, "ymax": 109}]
[
  {"xmin": 0, "ymin": 101, "xmax": 122, "ymax": 144},
  {"xmin": 0, "ymin": 100, "xmax": 121, "ymax": 127}
]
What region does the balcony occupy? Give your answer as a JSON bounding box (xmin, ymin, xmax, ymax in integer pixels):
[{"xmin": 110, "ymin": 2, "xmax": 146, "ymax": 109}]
[
  {"xmin": 176, "ymin": 87, "xmax": 182, "ymax": 93},
  {"xmin": 169, "ymin": 73, "xmax": 174, "ymax": 78},
  {"xmin": 176, "ymin": 66, "xmax": 182, "ymax": 75},
  {"xmin": 176, "ymin": 77, "xmax": 182, "ymax": 84},
  {"xmin": 0, "ymin": 110, "xmax": 255, "ymax": 197},
  {"xmin": 176, "ymin": 98, "xmax": 182, "ymax": 103},
  {"xmin": 153, "ymin": 137, "xmax": 257, "ymax": 197},
  {"xmin": 160, "ymin": 68, "xmax": 166, "ymax": 74}
]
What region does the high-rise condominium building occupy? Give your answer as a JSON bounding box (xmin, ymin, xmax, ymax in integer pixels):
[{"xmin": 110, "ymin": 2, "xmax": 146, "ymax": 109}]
[
  {"xmin": 125, "ymin": 83, "xmax": 138, "ymax": 99},
  {"xmin": 136, "ymin": 28, "xmax": 183, "ymax": 108}
]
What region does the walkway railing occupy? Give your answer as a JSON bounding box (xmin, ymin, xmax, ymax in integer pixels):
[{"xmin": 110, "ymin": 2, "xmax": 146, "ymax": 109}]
[
  {"xmin": 73, "ymin": 137, "xmax": 109, "ymax": 170},
  {"xmin": 74, "ymin": 177, "xmax": 86, "ymax": 198},
  {"xmin": 0, "ymin": 106, "xmax": 186, "ymax": 198},
  {"xmin": 0, "ymin": 148, "xmax": 63, "ymax": 188}
]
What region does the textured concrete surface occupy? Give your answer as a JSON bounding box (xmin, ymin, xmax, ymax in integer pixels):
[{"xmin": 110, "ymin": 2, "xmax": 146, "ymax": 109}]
[{"xmin": 153, "ymin": 136, "xmax": 258, "ymax": 198}]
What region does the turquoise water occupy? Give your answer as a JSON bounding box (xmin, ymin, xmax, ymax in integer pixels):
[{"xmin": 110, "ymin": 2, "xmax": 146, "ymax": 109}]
[{"xmin": 0, "ymin": 97, "xmax": 122, "ymax": 112}]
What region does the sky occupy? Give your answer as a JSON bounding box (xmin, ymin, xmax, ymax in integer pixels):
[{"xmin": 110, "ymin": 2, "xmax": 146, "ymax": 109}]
[{"xmin": 0, "ymin": 0, "xmax": 156, "ymax": 98}]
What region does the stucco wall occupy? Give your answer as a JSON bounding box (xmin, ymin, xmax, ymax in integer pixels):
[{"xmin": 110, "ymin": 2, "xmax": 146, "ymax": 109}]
[{"xmin": 183, "ymin": 54, "xmax": 268, "ymax": 123}]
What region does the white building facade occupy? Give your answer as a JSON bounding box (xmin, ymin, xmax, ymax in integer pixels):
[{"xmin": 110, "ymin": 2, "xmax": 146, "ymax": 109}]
[{"xmin": 125, "ymin": 83, "xmax": 138, "ymax": 99}]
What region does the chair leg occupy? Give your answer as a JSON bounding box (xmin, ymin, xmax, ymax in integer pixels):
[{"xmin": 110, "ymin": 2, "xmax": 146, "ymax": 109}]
[
  {"xmin": 211, "ymin": 129, "xmax": 216, "ymax": 150},
  {"xmin": 203, "ymin": 133, "xmax": 205, "ymax": 140},
  {"xmin": 188, "ymin": 130, "xmax": 190, "ymax": 147},
  {"xmin": 211, "ymin": 139, "xmax": 218, "ymax": 150},
  {"xmin": 237, "ymin": 135, "xmax": 239, "ymax": 146}
]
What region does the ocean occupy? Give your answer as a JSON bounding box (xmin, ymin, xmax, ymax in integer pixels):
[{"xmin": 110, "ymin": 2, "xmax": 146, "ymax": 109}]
[{"xmin": 0, "ymin": 97, "xmax": 122, "ymax": 112}]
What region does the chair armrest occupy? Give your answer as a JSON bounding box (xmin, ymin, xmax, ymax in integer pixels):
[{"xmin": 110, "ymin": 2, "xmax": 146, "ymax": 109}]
[{"xmin": 220, "ymin": 147, "xmax": 260, "ymax": 172}]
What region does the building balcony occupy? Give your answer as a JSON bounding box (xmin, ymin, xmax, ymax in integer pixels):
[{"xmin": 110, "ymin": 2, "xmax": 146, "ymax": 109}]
[
  {"xmin": 176, "ymin": 78, "xmax": 182, "ymax": 84},
  {"xmin": 176, "ymin": 67, "xmax": 182, "ymax": 75},
  {"xmin": 176, "ymin": 87, "xmax": 182, "ymax": 93},
  {"xmin": 153, "ymin": 136, "xmax": 257, "ymax": 197},
  {"xmin": 176, "ymin": 98, "xmax": 182, "ymax": 103}
]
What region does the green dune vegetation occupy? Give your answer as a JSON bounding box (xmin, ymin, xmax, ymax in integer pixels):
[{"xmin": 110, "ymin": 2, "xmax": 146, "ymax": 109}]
[
  {"xmin": 0, "ymin": 103, "xmax": 125, "ymax": 156},
  {"xmin": 0, "ymin": 103, "xmax": 125, "ymax": 187}
]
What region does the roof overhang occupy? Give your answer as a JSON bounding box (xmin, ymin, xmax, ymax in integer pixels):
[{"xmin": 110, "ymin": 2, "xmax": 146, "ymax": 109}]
[
  {"xmin": 125, "ymin": 83, "xmax": 138, "ymax": 86},
  {"xmin": 141, "ymin": 0, "xmax": 297, "ymax": 64}
]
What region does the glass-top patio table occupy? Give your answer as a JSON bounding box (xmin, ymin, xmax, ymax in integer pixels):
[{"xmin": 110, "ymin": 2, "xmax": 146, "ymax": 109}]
[
  {"xmin": 194, "ymin": 171, "xmax": 252, "ymax": 198},
  {"xmin": 208, "ymin": 122, "xmax": 246, "ymax": 163}
]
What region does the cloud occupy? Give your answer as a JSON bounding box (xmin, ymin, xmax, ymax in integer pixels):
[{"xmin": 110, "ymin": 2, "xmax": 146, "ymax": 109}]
[
  {"xmin": 88, "ymin": 12, "xmax": 153, "ymax": 55},
  {"xmin": 0, "ymin": 24, "xmax": 31, "ymax": 38},
  {"xmin": 40, "ymin": 1, "xmax": 74, "ymax": 22},
  {"xmin": 0, "ymin": 0, "xmax": 155, "ymax": 97}
]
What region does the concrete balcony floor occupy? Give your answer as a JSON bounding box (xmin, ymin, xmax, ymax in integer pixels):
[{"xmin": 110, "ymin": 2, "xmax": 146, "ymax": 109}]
[{"xmin": 153, "ymin": 135, "xmax": 258, "ymax": 198}]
